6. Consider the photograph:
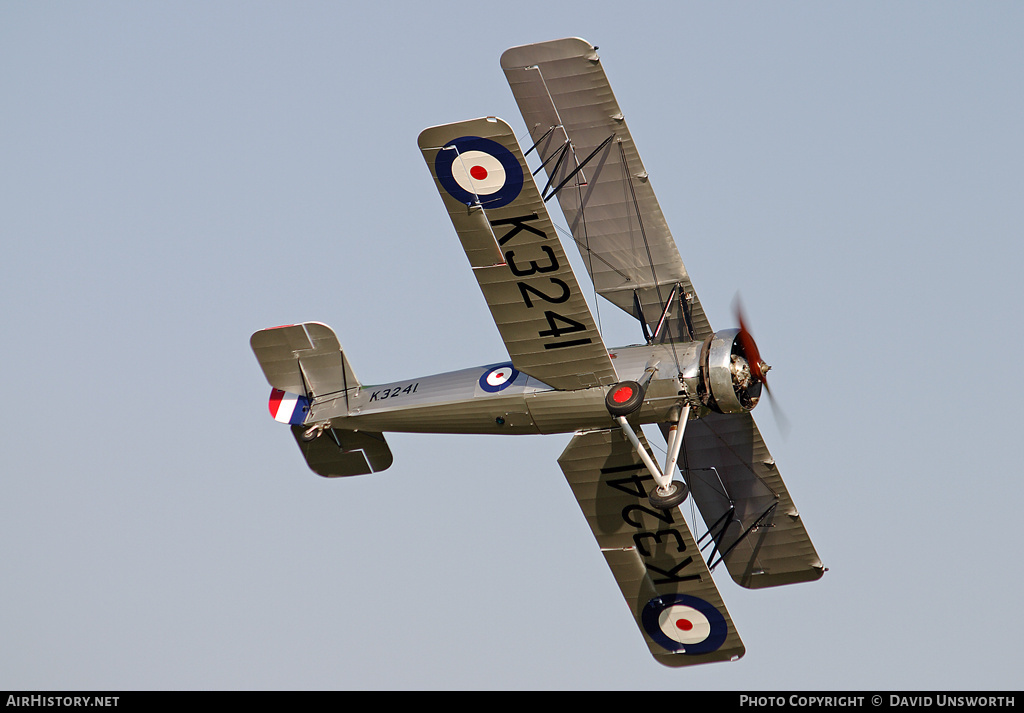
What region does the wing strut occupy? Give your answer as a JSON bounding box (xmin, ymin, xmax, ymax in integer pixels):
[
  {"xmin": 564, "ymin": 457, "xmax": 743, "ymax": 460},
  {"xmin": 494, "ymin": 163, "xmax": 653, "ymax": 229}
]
[
  {"xmin": 537, "ymin": 141, "xmax": 573, "ymax": 198},
  {"xmin": 697, "ymin": 502, "xmax": 780, "ymax": 573},
  {"xmin": 542, "ymin": 133, "xmax": 615, "ymax": 203},
  {"xmin": 651, "ymin": 284, "xmax": 679, "ymax": 342},
  {"xmin": 696, "ymin": 505, "xmax": 736, "ymax": 569},
  {"xmin": 680, "ymin": 289, "xmax": 696, "ymax": 341},
  {"xmin": 523, "ymin": 125, "xmax": 556, "ymax": 159},
  {"xmin": 633, "ymin": 290, "xmax": 652, "ymax": 343}
]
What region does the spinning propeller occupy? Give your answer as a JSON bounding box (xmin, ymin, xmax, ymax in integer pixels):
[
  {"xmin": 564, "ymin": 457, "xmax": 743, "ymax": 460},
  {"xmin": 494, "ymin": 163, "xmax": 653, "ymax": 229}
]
[{"xmin": 733, "ymin": 297, "xmax": 789, "ymax": 435}]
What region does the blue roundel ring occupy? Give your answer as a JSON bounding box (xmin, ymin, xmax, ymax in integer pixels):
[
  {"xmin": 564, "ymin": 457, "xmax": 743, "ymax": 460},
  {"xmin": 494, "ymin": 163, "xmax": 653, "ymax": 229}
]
[
  {"xmin": 479, "ymin": 364, "xmax": 520, "ymax": 393},
  {"xmin": 434, "ymin": 136, "xmax": 524, "ymax": 208},
  {"xmin": 640, "ymin": 594, "xmax": 728, "ymax": 655}
]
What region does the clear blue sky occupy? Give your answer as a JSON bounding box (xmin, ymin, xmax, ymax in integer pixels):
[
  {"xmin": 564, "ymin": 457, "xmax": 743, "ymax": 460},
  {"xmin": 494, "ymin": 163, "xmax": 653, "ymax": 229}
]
[{"xmin": 2, "ymin": 1, "xmax": 1021, "ymax": 690}]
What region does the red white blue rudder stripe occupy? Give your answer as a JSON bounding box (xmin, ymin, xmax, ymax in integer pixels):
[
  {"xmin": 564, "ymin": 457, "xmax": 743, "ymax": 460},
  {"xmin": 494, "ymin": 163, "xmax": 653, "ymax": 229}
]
[{"xmin": 268, "ymin": 388, "xmax": 310, "ymax": 425}]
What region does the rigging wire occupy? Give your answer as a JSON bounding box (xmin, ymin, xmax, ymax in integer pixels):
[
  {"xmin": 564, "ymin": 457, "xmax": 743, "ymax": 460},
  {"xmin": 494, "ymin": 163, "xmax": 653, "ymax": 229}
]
[
  {"xmin": 521, "ymin": 124, "xmax": 605, "ymax": 334},
  {"xmin": 617, "ymin": 141, "xmax": 683, "ymax": 374},
  {"xmin": 550, "ymin": 218, "xmax": 603, "ymax": 333},
  {"xmin": 571, "ymin": 167, "xmax": 602, "ymax": 334}
]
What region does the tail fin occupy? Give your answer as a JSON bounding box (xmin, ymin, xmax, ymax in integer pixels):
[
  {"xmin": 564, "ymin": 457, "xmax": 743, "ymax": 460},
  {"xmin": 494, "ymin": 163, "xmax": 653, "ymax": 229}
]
[
  {"xmin": 250, "ymin": 322, "xmax": 393, "ymax": 477},
  {"xmin": 250, "ymin": 322, "xmax": 359, "ymax": 403}
]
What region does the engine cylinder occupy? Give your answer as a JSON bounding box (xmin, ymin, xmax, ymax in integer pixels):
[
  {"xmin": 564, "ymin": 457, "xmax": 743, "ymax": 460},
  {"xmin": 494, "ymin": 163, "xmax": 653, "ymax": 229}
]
[{"xmin": 700, "ymin": 328, "xmax": 762, "ymax": 414}]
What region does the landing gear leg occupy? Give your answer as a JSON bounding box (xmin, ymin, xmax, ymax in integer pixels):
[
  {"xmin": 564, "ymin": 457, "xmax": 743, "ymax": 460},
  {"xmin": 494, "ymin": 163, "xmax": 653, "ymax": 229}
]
[
  {"xmin": 662, "ymin": 403, "xmax": 690, "ymax": 485},
  {"xmin": 650, "ymin": 403, "xmax": 691, "ymax": 509},
  {"xmin": 615, "ymin": 402, "xmax": 691, "ymax": 511}
]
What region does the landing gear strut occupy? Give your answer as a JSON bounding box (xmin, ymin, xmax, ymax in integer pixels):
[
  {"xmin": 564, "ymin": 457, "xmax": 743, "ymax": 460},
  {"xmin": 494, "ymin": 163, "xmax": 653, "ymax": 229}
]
[{"xmin": 605, "ymin": 372, "xmax": 691, "ymax": 511}]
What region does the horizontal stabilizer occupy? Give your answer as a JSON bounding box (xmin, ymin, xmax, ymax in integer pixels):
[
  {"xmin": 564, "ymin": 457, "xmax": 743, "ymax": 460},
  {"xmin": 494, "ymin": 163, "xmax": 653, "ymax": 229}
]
[{"xmin": 292, "ymin": 426, "xmax": 393, "ymax": 478}]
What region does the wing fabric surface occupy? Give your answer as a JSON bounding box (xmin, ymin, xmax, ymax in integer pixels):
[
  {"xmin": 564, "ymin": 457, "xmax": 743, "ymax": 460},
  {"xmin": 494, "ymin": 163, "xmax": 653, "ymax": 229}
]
[
  {"xmin": 676, "ymin": 412, "xmax": 824, "ymax": 588},
  {"xmin": 558, "ymin": 428, "xmax": 744, "ymax": 667},
  {"xmin": 502, "ymin": 38, "xmax": 711, "ymax": 343},
  {"xmin": 419, "ymin": 117, "xmax": 618, "ymax": 390}
]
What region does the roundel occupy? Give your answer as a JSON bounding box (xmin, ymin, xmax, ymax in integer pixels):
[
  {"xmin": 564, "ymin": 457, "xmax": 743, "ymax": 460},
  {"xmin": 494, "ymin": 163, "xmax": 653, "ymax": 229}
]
[
  {"xmin": 435, "ymin": 136, "xmax": 524, "ymax": 208},
  {"xmin": 640, "ymin": 594, "xmax": 728, "ymax": 655},
  {"xmin": 479, "ymin": 364, "xmax": 520, "ymax": 393}
]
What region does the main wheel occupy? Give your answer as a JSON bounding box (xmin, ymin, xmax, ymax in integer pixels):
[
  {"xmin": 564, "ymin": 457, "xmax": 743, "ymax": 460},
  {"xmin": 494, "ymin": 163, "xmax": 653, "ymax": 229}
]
[
  {"xmin": 648, "ymin": 481, "xmax": 688, "ymax": 510},
  {"xmin": 605, "ymin": 381, "xmax": 646, "ymax": 416}
]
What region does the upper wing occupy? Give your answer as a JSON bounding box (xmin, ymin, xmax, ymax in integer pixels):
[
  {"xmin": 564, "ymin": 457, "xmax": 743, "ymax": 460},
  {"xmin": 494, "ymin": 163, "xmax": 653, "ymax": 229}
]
[
  {"xmin": 676, "ymin": 412, "xmax": 825, "ymax": 588},
  {"xmin": 502, "ymin": 37, "xmax": 711, "ymax": 343},
  {"xmin": 419, "ymin": 117, "xmax": 618, "ymax": 390},
  {"xmin": 558, "ymin": 428, "xmax": 744, "ymax": 667}
]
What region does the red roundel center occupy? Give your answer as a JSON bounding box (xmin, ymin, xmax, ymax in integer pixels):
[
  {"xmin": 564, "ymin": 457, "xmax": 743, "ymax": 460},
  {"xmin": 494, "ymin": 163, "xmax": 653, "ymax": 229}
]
[
  {"xmin": 675, "ymin": 618, "xmax": 694, "ymax": 631},
  {"xmin": 612, "ymin": 386, "xmax": 634, "ymax": 403},
  {"xmin": 470, "ymin": 165, "xmax": 488, "ymax": 181}
]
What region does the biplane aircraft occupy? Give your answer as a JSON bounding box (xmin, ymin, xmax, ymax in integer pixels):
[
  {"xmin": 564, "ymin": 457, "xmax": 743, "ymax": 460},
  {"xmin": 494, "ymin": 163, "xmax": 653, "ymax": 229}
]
[{"xmin": 251, "ymin": 37, "xmax": 824, "ymax": 667}]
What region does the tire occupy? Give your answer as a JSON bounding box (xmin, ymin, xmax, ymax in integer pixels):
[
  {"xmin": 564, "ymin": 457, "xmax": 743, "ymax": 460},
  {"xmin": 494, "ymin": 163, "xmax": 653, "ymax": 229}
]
[
  {"xmin": 300, "ymin": 425, "xmax": 323, "ymax": 442},
  {"xmin": 605, "ymin": 381, "xmax": 646, "ymax": 416},
  {"xmin": 648, "ymin": 481, "xmax": 688, "ymax": 510}
]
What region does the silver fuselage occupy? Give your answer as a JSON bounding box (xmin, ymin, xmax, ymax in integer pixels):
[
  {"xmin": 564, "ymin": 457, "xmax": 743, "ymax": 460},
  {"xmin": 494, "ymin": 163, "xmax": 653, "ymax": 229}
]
[{"xmin": 307, "ymin": 342, "xmax": 706, "ymax": 435}]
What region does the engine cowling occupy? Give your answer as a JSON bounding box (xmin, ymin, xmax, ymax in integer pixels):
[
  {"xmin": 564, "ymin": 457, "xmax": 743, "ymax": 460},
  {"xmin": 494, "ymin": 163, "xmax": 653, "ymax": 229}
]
[{"xmin": 700, "ymin": 328, "xmax": 763, "ymax": 414}]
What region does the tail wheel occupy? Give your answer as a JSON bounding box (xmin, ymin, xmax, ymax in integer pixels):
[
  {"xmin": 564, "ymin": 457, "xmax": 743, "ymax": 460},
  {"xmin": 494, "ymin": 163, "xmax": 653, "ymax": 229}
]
[
  {"xmin": 605, "ymin": 381, "xmax": 645, "ymax": 417},
  {"xmin": 300, "ymin": 424, "xmax": 326, "ymax": 442}
]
